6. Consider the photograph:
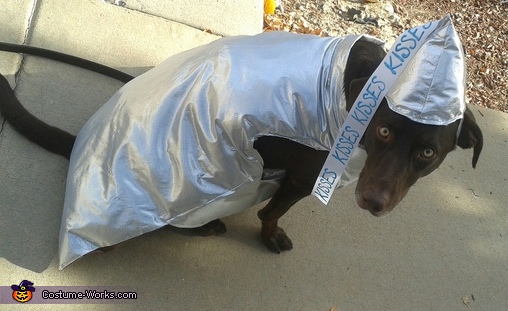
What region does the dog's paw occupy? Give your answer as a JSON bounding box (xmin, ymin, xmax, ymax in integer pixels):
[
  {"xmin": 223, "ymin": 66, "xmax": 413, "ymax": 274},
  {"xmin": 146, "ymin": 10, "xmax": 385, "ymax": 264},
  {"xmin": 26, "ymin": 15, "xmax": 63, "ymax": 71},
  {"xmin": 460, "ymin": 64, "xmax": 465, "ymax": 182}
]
[
  {"xmin": 262, "ymin": 226, "xmax": 293, "ymax": 254},
  {"xmin": 192, "ymin": 219, "xmax": 227, "ymax": 236}
]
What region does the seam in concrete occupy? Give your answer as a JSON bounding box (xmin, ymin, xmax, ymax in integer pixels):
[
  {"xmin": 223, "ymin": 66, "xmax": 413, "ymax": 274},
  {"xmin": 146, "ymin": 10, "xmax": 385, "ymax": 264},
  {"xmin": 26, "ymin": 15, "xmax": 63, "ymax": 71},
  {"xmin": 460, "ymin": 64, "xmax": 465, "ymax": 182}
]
[
  {"xmin": 102, "ymin": 0, "xmax": 209, "ymax": 34},
  {"xmin": 23, "ymin": 0, "xmax": 38, "ymax": 45},
  {"xmin": 14, "ymin": 0, "xmax": 39, "ymax": 88},
  {"xmin": 103, "ymin": 0, "xmax": 127, "ymax": 7},
  {"xmin": 0, "ymin": 117, "xmax": 5, "ymax": 132}
]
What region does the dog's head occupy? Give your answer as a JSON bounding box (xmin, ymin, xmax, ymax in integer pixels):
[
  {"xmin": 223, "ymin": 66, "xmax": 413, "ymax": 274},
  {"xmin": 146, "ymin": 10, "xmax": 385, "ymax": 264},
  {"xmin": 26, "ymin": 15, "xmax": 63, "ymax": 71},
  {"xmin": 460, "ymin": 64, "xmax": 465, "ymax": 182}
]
[{"xmin": 346, "ymin": 77, "xmax": 483, "ymax": 216}]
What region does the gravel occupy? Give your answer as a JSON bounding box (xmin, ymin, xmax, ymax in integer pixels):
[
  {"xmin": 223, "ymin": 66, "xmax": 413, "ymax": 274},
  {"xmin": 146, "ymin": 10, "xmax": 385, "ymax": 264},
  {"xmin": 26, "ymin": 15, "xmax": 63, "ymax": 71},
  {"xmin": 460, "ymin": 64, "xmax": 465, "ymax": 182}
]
[{"xmin": 265, "ymin": 0, "xmax": 508, "ymax": 112}]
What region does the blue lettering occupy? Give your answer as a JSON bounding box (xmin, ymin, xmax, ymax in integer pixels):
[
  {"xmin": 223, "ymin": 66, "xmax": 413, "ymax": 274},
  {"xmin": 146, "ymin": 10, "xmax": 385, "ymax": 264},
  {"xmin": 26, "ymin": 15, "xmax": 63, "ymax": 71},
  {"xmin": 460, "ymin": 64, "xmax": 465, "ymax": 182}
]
[
  {"xmin": 323, "ymin": 168, "xmax": 337, "ymax": 180},
  {"xmin": 362, "ymin": 78, "xmax": 384, "ymax": 106},
  {"xmin": 337, "ymin": 127, "xmax": 360, "ymax": 150},
  {"xmin": 357, "ymin": 101, "xmax": 374, "ymax": 116},
  {"xmin": 423, "ymin": 21, "xmax": 433, "ymax": 29},
  {"xmin": 400, "ymin": 34, "xmax": 417, "ymax": 50},
  {"xmin": 314, "ymin": 187, "xmax": 330, "ymax": 200},
  {"xmin": 394, "ymin": 41, "xmax": 411, "ymax": 58},
  {"xmin": 317, "ymin": 180, "xmax": 331, "ymax": 193},
  {"xmin": 371, "ymin": 76, "xmax": 386, "ymax": 91},
  {"xmin": 335, "ymin": 144, "xmax": 351, "ymax": 157},
  {"xmin": 392, "ymin": 50, "xmax": 405, "ymax": 62},
  {"xmin": 385, "ymin": 25, "xmax": 428, "ymax": 75},
  {"xmin": 408, "ymin": 26, "xmax": 424, "ymax": 41},
  {"xmin": 344, "ymin": 126, "xmax": 360, "ymax": 142},
  {"xmin": 338, "ymin": 137, "xmax": 354, "ymax": 150},
  {"xmin": 384, "ymin": 54, "xmax": 403, "ymax": 75},
  {"xmin": 357, "ymin": 81, "xmax": 383, "ymax": 117},
  {"xmin": 314, "ymin": 168, "xmax": 339, "ymax": 199},
  {"xmin": 331, "ymin": 127, "xmax": 360, "ymax": 164},
  {"xmin": 331, "ymin": 148, "xmax": 348, "ymax": 165},
  {"xmin": 351, "ymin": 108, "xmax": 368, "ymax": 126}
]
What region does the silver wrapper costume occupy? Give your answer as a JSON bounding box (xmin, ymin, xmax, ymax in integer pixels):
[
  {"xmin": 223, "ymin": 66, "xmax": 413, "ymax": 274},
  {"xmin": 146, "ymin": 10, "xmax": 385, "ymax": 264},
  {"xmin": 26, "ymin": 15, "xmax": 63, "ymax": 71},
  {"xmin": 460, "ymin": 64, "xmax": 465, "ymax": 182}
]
[{"xmin": 59, "ymin": 32, "xmax": 382, "ymax": 269}]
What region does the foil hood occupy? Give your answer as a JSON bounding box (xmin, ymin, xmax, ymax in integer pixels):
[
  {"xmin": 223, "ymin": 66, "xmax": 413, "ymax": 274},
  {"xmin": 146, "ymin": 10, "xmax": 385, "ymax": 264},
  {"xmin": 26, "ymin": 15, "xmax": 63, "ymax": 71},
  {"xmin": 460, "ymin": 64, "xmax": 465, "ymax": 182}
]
[{"xmin": 385, "ymin": 15, "xmax": 466, "ymax": 125}]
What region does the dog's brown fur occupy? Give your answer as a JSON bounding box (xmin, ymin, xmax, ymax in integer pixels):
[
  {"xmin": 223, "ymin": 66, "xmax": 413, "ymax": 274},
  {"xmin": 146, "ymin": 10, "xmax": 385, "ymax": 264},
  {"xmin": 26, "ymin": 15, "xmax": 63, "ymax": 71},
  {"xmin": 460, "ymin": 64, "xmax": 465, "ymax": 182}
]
[{"xmin": 0, "ymin": 39, "xmax": 483, "ymax": 254}]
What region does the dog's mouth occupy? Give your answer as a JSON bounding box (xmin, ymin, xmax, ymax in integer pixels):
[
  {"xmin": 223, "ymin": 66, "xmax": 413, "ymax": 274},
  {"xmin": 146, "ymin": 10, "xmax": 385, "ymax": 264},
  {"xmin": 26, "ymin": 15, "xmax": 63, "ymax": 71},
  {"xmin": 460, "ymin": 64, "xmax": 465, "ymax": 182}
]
[{"xmin": 366, "ymin": 208, "xmax": 391, "ymax": 217}]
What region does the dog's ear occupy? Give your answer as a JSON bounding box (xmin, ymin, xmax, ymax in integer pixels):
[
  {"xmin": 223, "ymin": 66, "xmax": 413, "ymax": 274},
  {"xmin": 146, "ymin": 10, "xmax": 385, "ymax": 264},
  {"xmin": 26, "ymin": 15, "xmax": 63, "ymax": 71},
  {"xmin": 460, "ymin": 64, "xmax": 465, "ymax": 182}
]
[
  {"xmin": 346, "ymin": 77, "xmax": 370, "ymax": 112},
  {"xmin": 457, "ymin": 107, "xmax": 483, "ymax": 169}
]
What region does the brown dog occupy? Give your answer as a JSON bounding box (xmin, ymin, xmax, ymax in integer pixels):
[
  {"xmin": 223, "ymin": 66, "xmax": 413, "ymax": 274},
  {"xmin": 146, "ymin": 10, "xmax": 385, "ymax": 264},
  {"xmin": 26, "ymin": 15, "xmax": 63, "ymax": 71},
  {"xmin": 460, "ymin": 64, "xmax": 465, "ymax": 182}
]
[{"xmin": 0, "ymin": 39, "xmax": 483, "ymax": 254}]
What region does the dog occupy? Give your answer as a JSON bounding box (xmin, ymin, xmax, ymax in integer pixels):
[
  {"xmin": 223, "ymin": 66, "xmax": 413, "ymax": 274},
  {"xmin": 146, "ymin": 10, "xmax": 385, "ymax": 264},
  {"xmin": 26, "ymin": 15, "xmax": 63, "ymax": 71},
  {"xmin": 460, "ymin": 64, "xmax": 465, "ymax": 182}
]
[{"xmin": 0, "ymin": 35, "xmax": 483, "ymax": 255}]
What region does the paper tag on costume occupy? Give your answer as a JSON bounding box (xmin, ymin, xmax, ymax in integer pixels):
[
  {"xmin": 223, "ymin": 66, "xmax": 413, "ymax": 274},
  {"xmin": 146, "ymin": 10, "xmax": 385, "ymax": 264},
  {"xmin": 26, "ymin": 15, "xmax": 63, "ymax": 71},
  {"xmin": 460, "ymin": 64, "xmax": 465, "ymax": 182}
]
[{"xmin": 312, "ymin": 18, "xmax": 444, "ymax": 205}]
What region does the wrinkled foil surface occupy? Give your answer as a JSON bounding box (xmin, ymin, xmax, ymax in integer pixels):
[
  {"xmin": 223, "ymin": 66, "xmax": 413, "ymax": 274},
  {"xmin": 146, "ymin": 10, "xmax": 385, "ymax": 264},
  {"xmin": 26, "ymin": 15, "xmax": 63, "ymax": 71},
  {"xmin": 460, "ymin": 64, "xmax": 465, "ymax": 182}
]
[
  {"xmin": 385, "ymin": 15, "xmax": 466, "ymax": 125},
  {"xmin": 59, "ymin": 32, "xmax": 381, "ymax": 269}
]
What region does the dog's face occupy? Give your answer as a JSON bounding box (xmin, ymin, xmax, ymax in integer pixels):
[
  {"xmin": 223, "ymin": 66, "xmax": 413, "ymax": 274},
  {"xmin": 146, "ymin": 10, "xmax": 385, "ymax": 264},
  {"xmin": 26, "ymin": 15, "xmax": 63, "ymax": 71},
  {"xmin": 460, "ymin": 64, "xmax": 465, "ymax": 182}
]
[
  {"xmin": 357, "ymin": 101, "xmax": 460, "ymax": 216},
  {"xmin": 347, "ymin": 78, "xmax": 483, "ymax": 216}
]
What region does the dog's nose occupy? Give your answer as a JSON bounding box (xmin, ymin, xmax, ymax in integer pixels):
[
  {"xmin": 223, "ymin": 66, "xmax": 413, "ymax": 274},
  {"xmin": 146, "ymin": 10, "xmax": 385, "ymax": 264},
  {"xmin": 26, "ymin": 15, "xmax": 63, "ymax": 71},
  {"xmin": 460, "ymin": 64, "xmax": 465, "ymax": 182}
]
[{"xmin": 359, "ymin": 189, "xmax": 391, "ymax": 216}]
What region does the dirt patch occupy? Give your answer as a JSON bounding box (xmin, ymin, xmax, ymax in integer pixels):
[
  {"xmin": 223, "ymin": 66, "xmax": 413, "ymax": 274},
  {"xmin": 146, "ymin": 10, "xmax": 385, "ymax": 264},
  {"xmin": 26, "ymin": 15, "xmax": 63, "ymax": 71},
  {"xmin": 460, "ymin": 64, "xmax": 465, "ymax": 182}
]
[{"xmin": 265, "ymin": 0, "xmax": 508, "ymax": 112}]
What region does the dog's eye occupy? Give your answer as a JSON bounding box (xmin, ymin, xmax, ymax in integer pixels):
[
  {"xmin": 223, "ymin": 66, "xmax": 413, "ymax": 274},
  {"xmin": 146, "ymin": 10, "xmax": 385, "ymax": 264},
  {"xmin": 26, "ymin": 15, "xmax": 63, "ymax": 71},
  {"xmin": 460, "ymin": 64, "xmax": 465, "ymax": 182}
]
[
  {"xmin": 421, "ymin": 148, "xmax": 435, "ymax": 158},
  {"xmin": 378, "ymin": 126, "xmax": 390, "ymax": 138}
]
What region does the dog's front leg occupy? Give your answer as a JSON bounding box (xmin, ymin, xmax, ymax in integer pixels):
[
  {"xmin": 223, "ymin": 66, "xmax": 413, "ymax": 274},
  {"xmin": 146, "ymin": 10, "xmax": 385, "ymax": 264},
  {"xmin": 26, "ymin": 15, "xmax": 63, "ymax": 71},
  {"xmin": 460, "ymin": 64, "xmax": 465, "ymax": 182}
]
[
  {"xmin": 254, "ymin": 136, "xmax": 328, "ymax": 253},
  {"xmin": 257, "ymin": 177, "xmax": 311, "ymax": 253}
]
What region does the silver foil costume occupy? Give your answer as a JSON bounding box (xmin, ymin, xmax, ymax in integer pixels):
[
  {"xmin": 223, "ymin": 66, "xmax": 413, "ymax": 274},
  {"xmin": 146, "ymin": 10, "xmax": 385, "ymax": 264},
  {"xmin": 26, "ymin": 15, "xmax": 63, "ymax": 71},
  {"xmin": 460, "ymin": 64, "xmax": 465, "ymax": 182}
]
[{"xmin": 59, "ymin": 33, "xmax": 382, "ymax": 269}]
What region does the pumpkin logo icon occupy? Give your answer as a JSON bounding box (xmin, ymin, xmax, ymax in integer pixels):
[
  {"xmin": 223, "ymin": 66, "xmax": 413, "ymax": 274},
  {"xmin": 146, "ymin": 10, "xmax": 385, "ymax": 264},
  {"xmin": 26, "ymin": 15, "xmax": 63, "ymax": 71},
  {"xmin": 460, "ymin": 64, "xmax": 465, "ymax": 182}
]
[{"xmin": 11, "ymin": 280, "xmax": 35, "ymax": 303}]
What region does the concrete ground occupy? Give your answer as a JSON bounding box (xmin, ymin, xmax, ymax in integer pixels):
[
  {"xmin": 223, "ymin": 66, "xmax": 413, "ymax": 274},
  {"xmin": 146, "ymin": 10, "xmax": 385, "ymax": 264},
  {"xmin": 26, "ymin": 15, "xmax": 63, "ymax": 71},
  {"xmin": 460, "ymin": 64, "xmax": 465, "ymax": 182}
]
[{"xmin": 1, "ymin": 0, "xmax": 507, "ymax": 310}]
